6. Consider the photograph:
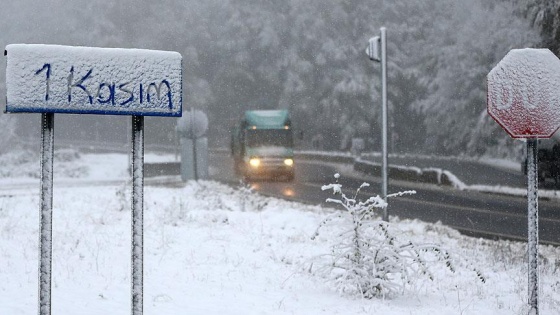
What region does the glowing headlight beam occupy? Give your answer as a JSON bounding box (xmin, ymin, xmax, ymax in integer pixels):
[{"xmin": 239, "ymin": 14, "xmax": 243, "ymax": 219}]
[
  {"xmin": 249, "ymin": 158, "xmax": 260, "ymax": 168},
  {"xmin": 283, "ymin": 158, "xmax": 294, "ymax": 166}
]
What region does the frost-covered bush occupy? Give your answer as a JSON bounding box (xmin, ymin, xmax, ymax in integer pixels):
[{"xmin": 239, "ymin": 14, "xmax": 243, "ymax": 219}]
[
  {"xmin": 0, "ymin": 114, "xmax": 18, "ymax": 156},
  {"xmin": 236, "ymin": 180, "xmax": 268, "ymax": 212},
  {"xmin": 114, "ymin": 180, "xmax": 131, "ymax": 212},
  {"xmin": 54, "ymin": 148, "xmax": 81, "ymax": 162},
  {"xmin": 0, "ymin": 148, "xmax": 87, "ymax": 178},
  {"xmin": 0, "ymin": 150, "xmax": 40, "ymax": 178},
  {"xmin": 312, "ymin": 174, "xmax": 480, "ymax": 298},
  {"xmin": 53, "ymin": 149, "xmax": 88, "ymax": 178}
]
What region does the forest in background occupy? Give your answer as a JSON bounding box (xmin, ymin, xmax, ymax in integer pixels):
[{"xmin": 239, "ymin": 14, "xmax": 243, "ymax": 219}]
[{"xmin": 0, "ymin": 0, "xmax": 558, "ymax": 158}]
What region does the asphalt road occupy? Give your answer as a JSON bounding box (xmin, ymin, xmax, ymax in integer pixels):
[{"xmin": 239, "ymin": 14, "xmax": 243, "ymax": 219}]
[{"xmin": 209, "ymin": 153, "xmax": 560, "ymax": 246}]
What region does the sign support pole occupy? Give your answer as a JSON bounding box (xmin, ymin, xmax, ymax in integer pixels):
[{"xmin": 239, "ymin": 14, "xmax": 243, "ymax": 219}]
[
  {"xmin": 526, "ymin": 138, "xmax": 539, "ymax": 314},
  {"xmin": 131, "ymin": 115, "xmax": 144, "ymax": 315},
  {"xmin": 39, "ymin": 112, "xmax": 54, "ymax": 315},
  {"xmin": 191, "ymin": 109, "xmax": 198, "ymax": 180},
  {"xmin": 380, "ymin": 27, "xmax": 388, "ymax": 221},
  {"xmin": 366, "ymin": 27, "xmax": 389, "ymax": 221}
]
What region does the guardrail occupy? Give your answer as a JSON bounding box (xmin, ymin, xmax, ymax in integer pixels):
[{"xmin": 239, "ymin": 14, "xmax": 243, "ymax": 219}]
[
  {"xmin": 353, "ymin": 159, "xmax": 456, "ymax": 186},
  {"xmin": 295, "ymin": 151, "xmax": 457, "ymax": 187}
]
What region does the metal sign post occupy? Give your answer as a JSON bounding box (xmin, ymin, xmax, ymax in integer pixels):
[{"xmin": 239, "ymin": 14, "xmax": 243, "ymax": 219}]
[
  {"xmin": 380, "ymin": 27, "xmax": 388, "ymax": 222},
  {"xmin": 526, "ymin": 138, "xmax": 539, "ymax": 312},
  {"xmin": 131, "ymin": 115, "xmax": 144, "ymax": 315},
  {"xmin": 190, "ymin": 107, "xmax": 198, "ymax": 180},
  {"xmin": 366, "ymin": 27, "xmax": 389, "ymax": 221},
  {"xmin": 39, "ymin": 112, "xmax": 54, "ymax": 315},
  {"xmin": 487, "ymin": 48, "xmax": 560, "ymax": 315}
]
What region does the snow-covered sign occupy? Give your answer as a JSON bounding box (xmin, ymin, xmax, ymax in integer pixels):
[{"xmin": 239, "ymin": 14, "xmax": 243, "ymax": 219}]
[
  {"xmin": 5, "ymin": 44, "xmax": 182, "ymax": 116},
  {"xmin": 177, "ymin": 110, "xmax": 209, "ymax": 139},
  {"xmin": 487, "ymin": 48, "xmax": 560, "ymax": 138},
  {"xmin": 366, "ymin": 36, "xmax": 381, "ymax": 62}
]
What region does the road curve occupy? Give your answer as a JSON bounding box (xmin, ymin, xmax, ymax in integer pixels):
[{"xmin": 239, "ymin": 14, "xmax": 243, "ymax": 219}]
[{"xmin": 209, "ymin": 153, "xmax": 560, "ymax": 246}]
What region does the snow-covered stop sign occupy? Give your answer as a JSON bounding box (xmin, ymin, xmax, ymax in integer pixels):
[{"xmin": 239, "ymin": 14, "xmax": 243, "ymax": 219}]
[{"xmin": 487, "ymin": 48, "xmax": 560, "ymax": 138}]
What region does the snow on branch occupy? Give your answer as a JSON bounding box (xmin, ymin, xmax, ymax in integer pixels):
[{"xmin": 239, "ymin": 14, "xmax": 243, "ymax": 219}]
[{"xmin": 311, "ymin": 174, "xmax": 484, "ymax": 299}]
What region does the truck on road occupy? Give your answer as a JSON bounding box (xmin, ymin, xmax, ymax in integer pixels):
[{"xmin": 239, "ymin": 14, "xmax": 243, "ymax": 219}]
[{"xmin": 231, "ymin": 110, "xmax": 295, "ymax": 181}]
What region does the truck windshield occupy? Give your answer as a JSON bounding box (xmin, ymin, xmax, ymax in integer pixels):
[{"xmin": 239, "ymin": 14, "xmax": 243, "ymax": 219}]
[{"xmin": 246, "ymin": 129, "xmax": 293, "ymax": 147}]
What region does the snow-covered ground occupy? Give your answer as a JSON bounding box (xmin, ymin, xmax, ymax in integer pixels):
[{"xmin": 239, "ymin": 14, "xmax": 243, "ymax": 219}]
[{"xmin": 0, "ymin": 150, "xmax": 559, "ymax": 314}]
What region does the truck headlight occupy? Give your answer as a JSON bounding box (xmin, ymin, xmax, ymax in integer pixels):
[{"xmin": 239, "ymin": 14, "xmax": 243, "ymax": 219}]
[
  {"xmin": 249, "ymin": 158, "xmax": 261, "ymax": 168},
  {"xmin": 283, "ymin": 158, "xmax": 294, "ymax": 166}
]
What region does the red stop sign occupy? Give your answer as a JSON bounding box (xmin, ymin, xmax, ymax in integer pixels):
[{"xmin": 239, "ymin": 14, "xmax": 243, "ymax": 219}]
[{"xmin": 487, "ymin": 48, "xmax": 560, "ymax": 138}]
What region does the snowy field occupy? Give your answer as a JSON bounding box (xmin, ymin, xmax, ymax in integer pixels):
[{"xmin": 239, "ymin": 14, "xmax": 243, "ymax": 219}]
[{"xmin": 0, "ymin": 150, "xmax": 559, "ymax": 314}]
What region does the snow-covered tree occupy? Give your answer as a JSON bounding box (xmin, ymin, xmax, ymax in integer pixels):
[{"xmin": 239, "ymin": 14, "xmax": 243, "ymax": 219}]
[
  {"xmin": 0, "ymin": 0, "xmax": 544, "ymax": 156},
  {"xmin": 414, "ymin": 0, "xmax": 540, "ymax": 157}
]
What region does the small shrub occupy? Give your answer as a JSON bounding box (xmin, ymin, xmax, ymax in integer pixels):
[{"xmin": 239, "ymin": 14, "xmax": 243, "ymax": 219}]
[
  {"xmin": 0, "ymin": 150, "xmax": 40, "ymax": 178},
  {"xmin": 54, "ymin": 149, "xmax": 81, "ymax": 162},
  {"xmin": 236, "ymin": 180, "xmax": 268, "ymax": 212},
  {"xmin": 115, "ymin": 180, "xmax": 131, "ymax": 212},
  {"xmin": 312, "ymin": 174, "xmax": 473, "ymax": 298}
]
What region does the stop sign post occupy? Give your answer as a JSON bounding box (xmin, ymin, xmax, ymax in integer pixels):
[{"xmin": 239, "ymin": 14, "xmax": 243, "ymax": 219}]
[{"xmin": 487, "ymin": 48, "xmax": 560, "ymax": 315}]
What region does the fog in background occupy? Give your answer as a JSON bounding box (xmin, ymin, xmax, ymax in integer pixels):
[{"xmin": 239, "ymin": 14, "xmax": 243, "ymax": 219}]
[{"xmin": 0, "ymin": 0, "xmax": 557, "ymax": 158}]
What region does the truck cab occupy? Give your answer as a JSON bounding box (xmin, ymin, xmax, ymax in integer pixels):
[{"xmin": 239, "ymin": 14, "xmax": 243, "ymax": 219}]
[{"xmin": 231, "ymin": 110, "xmax": 295, "ymax": 181}]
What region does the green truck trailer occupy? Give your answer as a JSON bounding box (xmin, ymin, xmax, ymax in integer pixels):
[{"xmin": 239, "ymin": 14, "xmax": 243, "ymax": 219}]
[{"xmin": 231, "ymin": 110, "xmax": 295, "ymax": 181}]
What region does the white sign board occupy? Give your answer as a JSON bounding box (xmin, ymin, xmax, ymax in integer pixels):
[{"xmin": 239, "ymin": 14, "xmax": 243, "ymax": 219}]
[{"xmin": 5, "ymin": 44, "xmax": 182, "ymax": 116}]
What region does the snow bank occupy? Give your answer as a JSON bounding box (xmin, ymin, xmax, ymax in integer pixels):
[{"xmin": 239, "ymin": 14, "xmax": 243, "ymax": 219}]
[
  {"xmin": 0, "ymin": 181, "xmax": 559, "ymax": 314},
  {"xmin": 0, "ymin": 151, "xmax": 559, "ymax": 314}
]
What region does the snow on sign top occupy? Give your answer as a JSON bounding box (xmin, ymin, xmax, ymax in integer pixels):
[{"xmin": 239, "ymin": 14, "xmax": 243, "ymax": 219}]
[
  {"xmin": 487, "ymin": 48, "xmax": 560, "ymax": 138},
  {"xmin": 5, "ymin": 44, "xmax": 182, "ymax": 116}
]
